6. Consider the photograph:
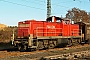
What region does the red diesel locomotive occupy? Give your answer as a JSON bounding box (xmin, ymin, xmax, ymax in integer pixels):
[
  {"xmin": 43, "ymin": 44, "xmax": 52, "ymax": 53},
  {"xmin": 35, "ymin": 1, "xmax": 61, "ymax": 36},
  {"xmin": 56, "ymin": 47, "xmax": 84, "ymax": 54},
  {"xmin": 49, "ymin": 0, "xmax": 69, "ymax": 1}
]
[{"xmin": 11, "ymin": 16, "xmax": 82, "ymax": 51}]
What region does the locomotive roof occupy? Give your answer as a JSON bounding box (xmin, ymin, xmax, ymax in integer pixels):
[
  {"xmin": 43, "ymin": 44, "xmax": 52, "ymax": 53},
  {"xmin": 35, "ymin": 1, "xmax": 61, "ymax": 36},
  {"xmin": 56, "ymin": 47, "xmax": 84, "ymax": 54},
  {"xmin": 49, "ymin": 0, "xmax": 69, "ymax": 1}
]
[{"xmin": 46, "ymin": 16, "xmax": 63, "ymax": 20}]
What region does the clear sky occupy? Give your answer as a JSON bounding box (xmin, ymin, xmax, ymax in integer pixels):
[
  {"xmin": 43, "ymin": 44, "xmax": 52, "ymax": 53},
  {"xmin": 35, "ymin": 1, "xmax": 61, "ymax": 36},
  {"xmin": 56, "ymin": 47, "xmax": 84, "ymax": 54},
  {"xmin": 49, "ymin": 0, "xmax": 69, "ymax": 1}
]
[{"xmin": 0, "ymin": 0, "xmax": 90, "ymax": 26}]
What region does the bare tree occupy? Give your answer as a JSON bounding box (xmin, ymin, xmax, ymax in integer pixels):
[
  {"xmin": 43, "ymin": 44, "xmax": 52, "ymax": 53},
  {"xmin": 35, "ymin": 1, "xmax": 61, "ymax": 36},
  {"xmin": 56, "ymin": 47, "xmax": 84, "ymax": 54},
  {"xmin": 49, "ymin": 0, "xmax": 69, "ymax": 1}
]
[
  {"xmin": 66, "ymin": 7, "xmax": 89, "ymax": 23},
  {"xmin": 88, "ymin": 12, "xmax": 90, "ymax": 22}
]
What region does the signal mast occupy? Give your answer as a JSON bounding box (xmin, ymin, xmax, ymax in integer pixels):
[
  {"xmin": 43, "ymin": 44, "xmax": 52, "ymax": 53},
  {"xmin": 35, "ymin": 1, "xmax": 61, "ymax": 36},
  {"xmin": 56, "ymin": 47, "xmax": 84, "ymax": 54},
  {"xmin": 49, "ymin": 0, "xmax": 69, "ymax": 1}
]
[{"xmin": 47, "ymin": 0, "xmax": 51, "ymax": 18}]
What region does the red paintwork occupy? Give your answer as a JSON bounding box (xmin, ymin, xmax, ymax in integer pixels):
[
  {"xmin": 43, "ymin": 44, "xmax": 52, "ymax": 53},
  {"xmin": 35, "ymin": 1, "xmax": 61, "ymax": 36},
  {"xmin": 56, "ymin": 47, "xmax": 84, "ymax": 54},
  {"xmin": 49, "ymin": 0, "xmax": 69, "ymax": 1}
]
[
  {"xmin": 18, "ymin": 16, "xmax": 80, "ymax": 38},
  {"xmin": 71, "ymin": 24, "xmax": 79, "ymax": 36}
]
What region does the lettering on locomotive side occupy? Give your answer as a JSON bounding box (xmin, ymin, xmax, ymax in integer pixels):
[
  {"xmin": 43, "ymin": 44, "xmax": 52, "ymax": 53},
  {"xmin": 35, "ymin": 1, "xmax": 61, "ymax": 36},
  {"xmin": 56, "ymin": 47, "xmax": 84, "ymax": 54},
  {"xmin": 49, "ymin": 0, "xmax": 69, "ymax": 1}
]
[{"xmin": 47, "ymin": 25, "xmax": 55, "ymax": 29}]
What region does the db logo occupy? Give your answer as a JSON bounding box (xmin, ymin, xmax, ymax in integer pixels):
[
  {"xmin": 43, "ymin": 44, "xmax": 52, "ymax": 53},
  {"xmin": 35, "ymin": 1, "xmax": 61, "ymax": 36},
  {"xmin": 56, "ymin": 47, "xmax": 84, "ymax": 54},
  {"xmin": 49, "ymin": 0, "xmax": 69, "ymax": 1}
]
[{"xmin": 47, "ymin": 25, "xmax": 55, "ymax": 29}]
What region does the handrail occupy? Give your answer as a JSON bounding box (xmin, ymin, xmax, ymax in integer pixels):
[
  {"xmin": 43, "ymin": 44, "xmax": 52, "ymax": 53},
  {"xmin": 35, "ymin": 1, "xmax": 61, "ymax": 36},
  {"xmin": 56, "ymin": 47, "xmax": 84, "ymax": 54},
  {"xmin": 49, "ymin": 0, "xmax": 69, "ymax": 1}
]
[
  {"xmin": 35, "ymin": 27, "xmax": 82, "ymax": 37},
  {"xmin": 72, "ymin": 29, "xmax": 82, "ymax": 36},
  {"xmin": 36, "ymin": 27, "xmax": 62, "ymax": 36}
]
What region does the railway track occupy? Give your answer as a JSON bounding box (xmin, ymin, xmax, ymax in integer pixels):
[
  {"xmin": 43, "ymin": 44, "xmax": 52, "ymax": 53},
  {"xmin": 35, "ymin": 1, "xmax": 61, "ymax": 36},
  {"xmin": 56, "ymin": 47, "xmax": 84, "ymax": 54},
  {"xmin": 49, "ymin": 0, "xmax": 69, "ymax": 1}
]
[
  {"xmin": 42, "ymin": 50, "xmax": 90, "ymax": 60},
  {"xmin": 0, "ymin": 44, "xmax": 89, "ymax": 52},
  {"xmin": 0, "ymin": 44, "xmax": 90, "ymax": 60}
]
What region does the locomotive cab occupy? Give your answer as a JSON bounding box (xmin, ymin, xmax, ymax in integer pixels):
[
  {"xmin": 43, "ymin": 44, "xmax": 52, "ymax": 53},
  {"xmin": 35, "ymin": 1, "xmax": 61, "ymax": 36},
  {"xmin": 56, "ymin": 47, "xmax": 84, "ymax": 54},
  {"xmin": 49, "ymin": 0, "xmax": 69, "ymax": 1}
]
[
  {"xmin": 46, "ymin": 16, "xmax": 63, "ymax": 23},
  {"xmin": 46, "ymin": 16, "xmax": 71, "ymax": 25}
]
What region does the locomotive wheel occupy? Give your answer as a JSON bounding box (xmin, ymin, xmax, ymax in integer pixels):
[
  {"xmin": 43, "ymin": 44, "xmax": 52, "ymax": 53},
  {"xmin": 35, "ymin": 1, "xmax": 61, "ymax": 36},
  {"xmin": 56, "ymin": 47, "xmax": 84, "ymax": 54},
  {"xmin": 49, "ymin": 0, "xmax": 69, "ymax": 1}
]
[
  {"xmin": 44, "ymin": 44, "xmax": 48, "ymax": 49},
  {"xmin": 48, "ymin": 40, "xmax": 55, "ymax": 49},
  {"xmin": 72, "ymin": 39, "xmax": 80, "ymax": 46},
  {"xmin": 17, "ymin": 45, "xmax": 21, "ymax": 51},
  {"xmin": 17, "ymin": 45, "xmax": 27, "ymax": 51},
  {"xmin": 76, "ymin": 39, "xmax": 80, "ymax": 44},
  {"xmin": 77, "ymin": 39, "xmax": 81, "ymax": 44},
  {"xmin": 67, "ymin": 39, "xmax": 72, "ymax": 46},
  {"xmin": 48, "ymin": 43, "xmax": 55, "ymax": 49},
  {"xmin": 37, "ymin": 41, "xmax": 44, "ymax": 49},
  {"xmin": 23, "ymin": 45, "xmax": 27, "ymax": 50},
  {"xmin": 68, "ymin": 39, "xmax": 80, "ymax": 46},
  {"xmin": 53, "ymin": 40, "xmax": 57, "ymax": 47},
  {"xmin": 43, "ymin": 40, "xmax": 48, "ymax": 49},
  {"xmin": 20, "ymin": 45, "xmax": 27, "ymax": 51}
]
